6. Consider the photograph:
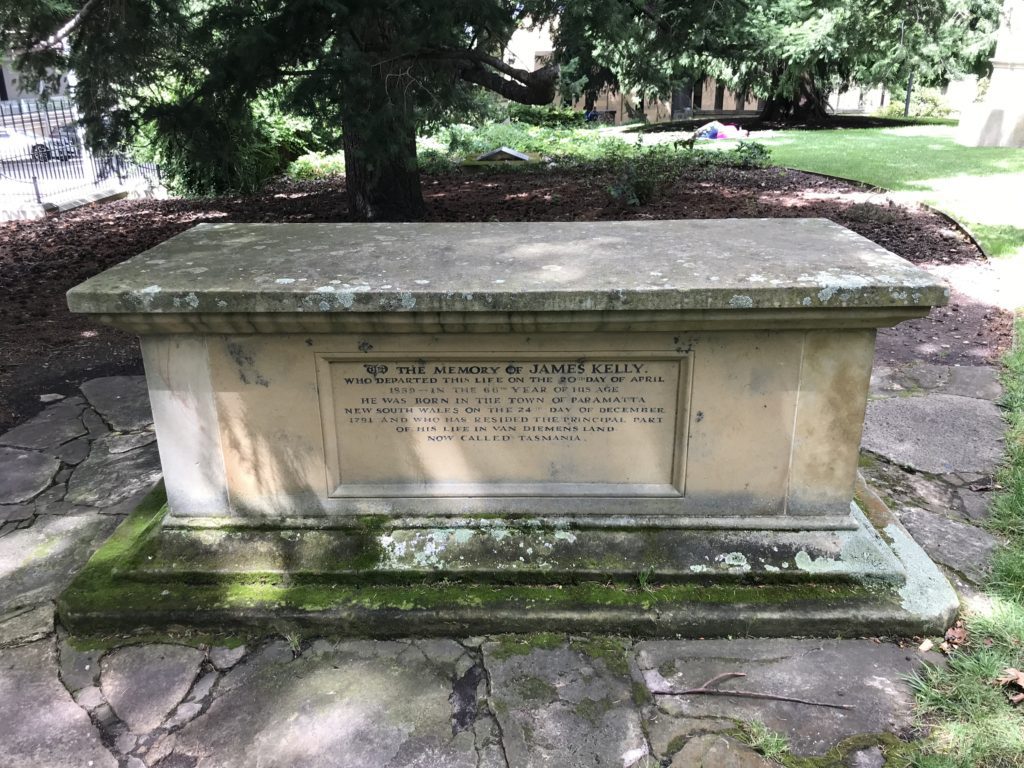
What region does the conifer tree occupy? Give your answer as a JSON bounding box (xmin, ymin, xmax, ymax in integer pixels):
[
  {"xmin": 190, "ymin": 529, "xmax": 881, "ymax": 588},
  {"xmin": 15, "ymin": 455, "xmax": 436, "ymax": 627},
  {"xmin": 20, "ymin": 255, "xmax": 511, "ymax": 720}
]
[{"xmin": 3, "ymin": 0, "xmax": 563, "ymax": 220}]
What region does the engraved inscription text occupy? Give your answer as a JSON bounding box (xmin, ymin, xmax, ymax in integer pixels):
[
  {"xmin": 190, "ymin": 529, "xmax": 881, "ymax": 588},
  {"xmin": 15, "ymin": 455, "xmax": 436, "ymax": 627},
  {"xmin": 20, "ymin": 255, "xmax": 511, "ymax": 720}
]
[{"xmin": 325, "ymin": 357, "xmax": 686, "ymax": 495}]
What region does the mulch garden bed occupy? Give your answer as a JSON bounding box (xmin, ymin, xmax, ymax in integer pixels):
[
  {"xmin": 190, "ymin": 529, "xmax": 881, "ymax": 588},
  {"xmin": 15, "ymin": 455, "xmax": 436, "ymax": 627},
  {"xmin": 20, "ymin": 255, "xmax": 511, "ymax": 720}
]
[{"xmin": 0, "ymin": 165, "xmax": 1012, "ymax": 431}]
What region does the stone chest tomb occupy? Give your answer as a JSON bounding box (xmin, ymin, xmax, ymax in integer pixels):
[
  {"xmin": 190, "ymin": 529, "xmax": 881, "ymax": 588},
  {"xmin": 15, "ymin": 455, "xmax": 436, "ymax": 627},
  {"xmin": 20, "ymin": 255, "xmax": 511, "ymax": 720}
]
[{"xmin": 60, "ymin": 219, "xmax": 958, "ymax": 636}]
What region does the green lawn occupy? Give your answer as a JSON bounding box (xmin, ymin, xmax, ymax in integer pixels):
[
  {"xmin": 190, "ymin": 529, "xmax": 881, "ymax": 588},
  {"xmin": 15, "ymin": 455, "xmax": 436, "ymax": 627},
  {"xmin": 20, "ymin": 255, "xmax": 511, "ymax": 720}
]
[{"xmin": 757, "ymin": 125, "xmax": 1024, "ymax": 259}]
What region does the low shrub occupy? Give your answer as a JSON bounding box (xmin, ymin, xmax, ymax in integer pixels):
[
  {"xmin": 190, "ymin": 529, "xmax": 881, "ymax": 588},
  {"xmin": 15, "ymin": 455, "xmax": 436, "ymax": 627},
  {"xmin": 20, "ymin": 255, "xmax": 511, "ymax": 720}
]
[
  {"xmin": 435, "ymin": 122, "xmax": 622, "ymax": 161},
  {"xmin": 874, "ymin": 87, "xmax": 954, "ymax": 119},
  {"xmin": 144, "ymin": 98, "xmax": 310, "ymax": 195},
  {"xmin": 731, "ymin": 140, "xmax": 772, "ymax": 168},
  {"xmin": 417, "ymin": 148, "xmax": 457, "ymax": 174},
  {"xmin": 606, "ymin": 143, "xmax": 682, "ymax": 206},
  {"xmin": 287, "ymin": 151, "xmax": 345, "ymax": 180},
  {"xmin": 604, "ymin": 140, "xmax": 774, "ymax": 206},
  {"xmin": 508, "ymin": 103, "xmax": 586, "ymax": 128}
]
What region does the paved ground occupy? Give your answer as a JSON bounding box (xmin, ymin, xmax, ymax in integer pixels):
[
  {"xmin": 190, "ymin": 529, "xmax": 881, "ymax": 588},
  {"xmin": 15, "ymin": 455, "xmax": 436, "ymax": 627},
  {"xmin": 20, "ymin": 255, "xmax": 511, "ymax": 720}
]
[{"xmin": 0, "ymin": 318, "xmax": 1009, "ymax": 766}]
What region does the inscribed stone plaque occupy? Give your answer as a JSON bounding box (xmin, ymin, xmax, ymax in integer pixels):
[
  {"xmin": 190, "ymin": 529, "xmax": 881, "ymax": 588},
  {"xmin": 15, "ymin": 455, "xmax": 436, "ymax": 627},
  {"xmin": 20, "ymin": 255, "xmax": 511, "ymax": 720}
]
[{"xmin": 317, "ymin": 355, "xmax": 690, "ymax": 497}]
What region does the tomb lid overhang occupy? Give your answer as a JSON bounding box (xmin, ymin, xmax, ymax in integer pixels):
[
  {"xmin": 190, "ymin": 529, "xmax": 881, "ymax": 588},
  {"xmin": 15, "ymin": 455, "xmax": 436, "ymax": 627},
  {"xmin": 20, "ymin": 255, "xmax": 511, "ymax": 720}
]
[{"xmin": 66, "ymin": 219, "xmax": 949, "ymax": 317}]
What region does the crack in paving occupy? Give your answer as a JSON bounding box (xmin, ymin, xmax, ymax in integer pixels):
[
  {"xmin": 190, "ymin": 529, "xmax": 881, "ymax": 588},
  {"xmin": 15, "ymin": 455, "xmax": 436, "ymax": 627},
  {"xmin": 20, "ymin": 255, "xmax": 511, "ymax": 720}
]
[
  {"xmin": 459, "ymin": 640, "xmax": 511, "ymax": 768},
  {"xmin": 55, "ymin": 633, "xmax": 228, "ymax": 768},
  {"xmin": 451, "ymin": 662, "xmax": 486, "ymax": 735}
]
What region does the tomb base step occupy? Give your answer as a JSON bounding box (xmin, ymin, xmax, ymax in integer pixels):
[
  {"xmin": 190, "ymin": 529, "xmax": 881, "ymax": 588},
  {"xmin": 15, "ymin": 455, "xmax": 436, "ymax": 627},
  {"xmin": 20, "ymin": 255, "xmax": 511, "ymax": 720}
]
[
  {"xmin": 57, "ymin": 482, "xmax": 958, "ymax": 639},
  {"xmin": 133, "ymin": 509, "xmax": 905, "ymax": 587}
]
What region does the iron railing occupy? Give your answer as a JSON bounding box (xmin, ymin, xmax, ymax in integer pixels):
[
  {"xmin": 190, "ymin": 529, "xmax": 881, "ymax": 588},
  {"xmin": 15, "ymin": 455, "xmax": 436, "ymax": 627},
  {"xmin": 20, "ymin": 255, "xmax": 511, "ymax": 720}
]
[{"xmin": 0, "ymin": 99, "xmax": 160, "ymax": 205}]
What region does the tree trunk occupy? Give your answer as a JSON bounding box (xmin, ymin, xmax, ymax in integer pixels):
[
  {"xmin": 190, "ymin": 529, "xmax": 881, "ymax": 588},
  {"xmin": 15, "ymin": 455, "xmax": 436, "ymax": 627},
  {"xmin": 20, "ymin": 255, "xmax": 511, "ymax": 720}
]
[
  {"xmin": 759, "ymin": 96, "xmax": 789, "ymax": 122},
  {"xmin": 342, "ymin": 114, "xmax": 424, "ymax": 222},
  {"xmin": 340, "ymin": 56, "xmax": 425, "ymax": 222},
  {"xmin": 903, "ymin": 70, "xmax": 914, "ymax": 117}
]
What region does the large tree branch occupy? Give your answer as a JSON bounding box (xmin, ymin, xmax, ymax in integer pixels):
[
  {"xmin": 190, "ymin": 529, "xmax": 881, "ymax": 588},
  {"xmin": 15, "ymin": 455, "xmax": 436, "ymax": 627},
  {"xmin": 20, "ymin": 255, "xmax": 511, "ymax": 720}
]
[
  {"xmin": 462, "ymin": 49, "xmax": 541, "ymax": 83},
  {"xmin": 406, "ymin": 47, "xmax": 560, "ymax": 104},
  {"xmin": 457, "ymin": 60, "xmax": 559, "ymax": 104},
  {"xmin": 28, "ymin": 0, "xmax": 103, "ymax": 53}
]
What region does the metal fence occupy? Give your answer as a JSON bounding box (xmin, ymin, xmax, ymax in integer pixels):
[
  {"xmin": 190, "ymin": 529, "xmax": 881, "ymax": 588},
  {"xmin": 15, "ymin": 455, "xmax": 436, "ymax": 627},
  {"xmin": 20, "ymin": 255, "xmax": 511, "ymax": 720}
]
[{"xmin": 0, "ymin": 98, "xmax": 160, "ymax": 205}]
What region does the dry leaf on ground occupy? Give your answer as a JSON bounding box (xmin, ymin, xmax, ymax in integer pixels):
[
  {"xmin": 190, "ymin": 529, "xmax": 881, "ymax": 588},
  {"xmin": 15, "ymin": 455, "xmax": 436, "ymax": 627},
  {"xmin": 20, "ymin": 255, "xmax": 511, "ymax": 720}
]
[
  {"xmin": 940, "ymin": 621, "xmax": 969, "ymax": 654},
  {"xmin": 995, "ymin": 668, "xmax": 1024, "ymax": 705}
]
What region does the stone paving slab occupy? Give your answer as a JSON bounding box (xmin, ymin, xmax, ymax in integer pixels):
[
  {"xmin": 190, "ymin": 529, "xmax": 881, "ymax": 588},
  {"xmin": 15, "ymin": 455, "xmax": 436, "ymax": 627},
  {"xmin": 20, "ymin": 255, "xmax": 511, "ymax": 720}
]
[
  {"xmin": 862, "ymin": 393, "xmax": 1005, "ymax": 474},
  {"xmin": 101, "ymin": 643, "xmax": 206, "ymax": 733},
  {"xmin": 870, "ymin": 362, "xmax": 1002, "ymax": 402},
  {"xmin": 80, "ymin": 376, "xmax": 153, "ymax": 433},
  {"xmin": 0, "ymin": 640, "xmax": 117, "ymax": 768},
  {"xmin": 0, "ymin": 399, "xmax": 87, "ymax": 451},
  {"xmin": 0, "ymin": 512, "xmax": 119, "ymax": 613},
  {"xmin": 0, "ymin": 604, "xmax": 54, "ymax": 647},
  {"xmin": 170, "ymin": 639, "xmax": 488, "ymax": 768},
  {"xmin": 482, "ymin": 639, "xmax": 648, "ymax": 767},
  {"xmin": 65, "ymin": 435, "xmax": 161, "ymax": 508},
  {"xmin": 635, "ymin": 639, "xmax": 937, "ymax": 756},
  {"xmin": 898, "ymin": 506, "xmax": 1001, "ymax": 584},
  {"xmin": 0, "ymin": 446, "xmax": 60, "ymax": 504},
  {"xmin": 670, "ymin": 734, "xmax": 780, "ymax": 767}
]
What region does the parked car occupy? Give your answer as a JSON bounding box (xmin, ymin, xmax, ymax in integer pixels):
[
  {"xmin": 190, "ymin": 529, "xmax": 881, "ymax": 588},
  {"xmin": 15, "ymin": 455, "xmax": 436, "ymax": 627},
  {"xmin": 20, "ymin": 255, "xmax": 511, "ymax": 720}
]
[
  {"xmin": 48, "ymin": 124, "xmax": 82, "ymax": 160},
  {"xmin": 0, "ymin": 127, "xmax": 51, "ymax": 161}
]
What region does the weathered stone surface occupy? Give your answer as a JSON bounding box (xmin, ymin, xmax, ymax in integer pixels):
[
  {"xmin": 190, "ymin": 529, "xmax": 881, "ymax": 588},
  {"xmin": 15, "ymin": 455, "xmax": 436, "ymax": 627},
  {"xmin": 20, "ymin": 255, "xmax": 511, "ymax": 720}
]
[
  {"xmin": 959, "ymin": 489, "xmax": 994, "ymax": 522},
  {"xmin": 58, "ymin": 634, "xmax": 103, "ymax": 692},
  {"xmin": 114, "ymin": 732, "xmax": 137, "ymax": 754},
  {"xmin": 187, "ymin": 670, "xmax": 218, "ymax": 703},
  {"xmin": 65, "ymin": 435, "xmax": 161, "ymax": 508},
  {"xmin": 899, "ymin": 506, "xmax": 1000, "ymax": 584},
  {"xmin": 209, "ymin": 644, "xmax": 246, "ymax": 671},
  {"xmin": 217, "ymin": 639, "xmax": 293, "ymax": 695},
  {"xmin": 80, "ymin": 377, "xmax": 152, "ymax": 432},
  {"xmin": 0, "ymin": 401, "xmax": 86, "ymax": 451},
  {"xmin": 647, "ymin": 715, "xmax": 735, "ymax": 759},
  {"xmin": 67, "ymin": 220, "xmax": 948, "ymax": 317},
  {"xmin": 55, "ymin": 437, "xmax": 90, "ymax": 466},
  {"xmin": 0, "ymin": 640, "xmax": 117, "ymax": 768},
  {"xmin": 93, "ymin": 702, "xmax": 117, "ymax": 728},
  {"xmin": 0, "ymin": 504, "xmax": 35, "ymax": 522},
  {"xmin": 0, "ymin": 603, "xmax": 53, "ymax": 646},
  {"xmin": 862, "ymin": 394, "xmax": 1005, "ymax": 474},
  {"xmin": 107, "ymin": 430, "xmax": 157, "ymax": 454},
  {"xmin": 33, "ymin": 482, "xmax": 66, "ymax": 507},
  {"xmin": 73, "ymin": 685, "xmax": 105, "ymax": 711},
  {"xmin": 858, "ymin": 458, "xmax": 962, "ymax": 520},
  {"xmin": 167, "ymin": 701, "xmax": 203, "ymax": 729},
  {"xmin": 870, "ymin": 361, "xmax": 948, "ymax": 395},
  {"xmin": 483, "ymin": 639, "xmax": 648, "ymax": 768},
  {"xmin": 847, "ymin": 745, "xmax": 885, "ymax": 768},
  {"xmin": 0, "ymin": 446, "xmax": 59, "ymax": 504},
  {"xmin": 34, "ymin": 496, "xmax": 88, "ymax": 517},
  {"xmin": 173, "ymin": 639, "xmax": 481, "ymax": 767},
  {"xmin": 100, "ymin": 644, "xmax": 204, "ymax": 733},
  {"xmin": 142, "ymin": 732, "xmax": 176, "ymax": 765},
  {"xmin": 944, "ymin": 366, "xmax": 1003, "ymax": 401},
  {"xmin": 670, "ymin": 735, "xmax": 779, "ymax": 767},
  {"xmin": 0, "ymin": 512, "xmax": 118, "ymax": 613},
  {"xmin": 82, "ymin": 408, "xmax": 108, "ymax": 439},
  {"xmin": 93, "ymin": 483, "xmax": 159, "ymax": 517},
  {"xmin": 636, "ymin": 639, "xmax": 931, "ymax": 755},
  {"xmin": 870, "ymin": 362, "xmax": 1001, "ymax": 402}
]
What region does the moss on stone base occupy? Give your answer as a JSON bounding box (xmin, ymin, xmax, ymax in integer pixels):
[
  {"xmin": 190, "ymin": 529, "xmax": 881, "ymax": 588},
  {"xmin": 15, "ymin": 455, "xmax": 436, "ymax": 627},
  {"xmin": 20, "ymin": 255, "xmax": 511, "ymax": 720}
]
[{"xmin": 57, "ymin": 485, "xmax": 952, "ymax": 641}]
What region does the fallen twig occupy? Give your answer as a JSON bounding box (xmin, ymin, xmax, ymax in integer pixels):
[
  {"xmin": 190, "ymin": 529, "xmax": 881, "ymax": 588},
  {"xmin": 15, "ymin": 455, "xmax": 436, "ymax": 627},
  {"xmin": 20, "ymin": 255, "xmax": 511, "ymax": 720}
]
[{"xmin": 646, "ymin": 671, "xmax": 855, "ymax": 711}]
